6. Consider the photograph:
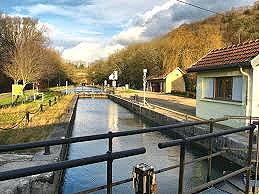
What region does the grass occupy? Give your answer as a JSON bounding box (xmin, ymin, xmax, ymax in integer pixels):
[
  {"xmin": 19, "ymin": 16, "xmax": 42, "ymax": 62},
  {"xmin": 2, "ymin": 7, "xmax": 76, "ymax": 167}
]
[
  {"xmin": 0, "ymin": 93, "xmax": 75, "ymax": 145},
  {"xmin": 0, "ymin": 90, "xmax": 38, "ymax": 106},
  {"xmin": 49, "ymin": 85, "xmax": 74, "ymax": 92}
]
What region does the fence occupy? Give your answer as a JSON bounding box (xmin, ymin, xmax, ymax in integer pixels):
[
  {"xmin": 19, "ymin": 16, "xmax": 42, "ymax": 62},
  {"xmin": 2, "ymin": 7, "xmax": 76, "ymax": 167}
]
[{"xmin": 0, "ymin": 118, "xmax": 256, "ymax": 194}]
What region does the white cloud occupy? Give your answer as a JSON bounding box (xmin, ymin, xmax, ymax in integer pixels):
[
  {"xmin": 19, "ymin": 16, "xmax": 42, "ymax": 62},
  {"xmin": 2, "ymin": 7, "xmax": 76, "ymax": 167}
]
[
  {"xmin": 61, "ymin": 0, "xmax": 257, "ymax": 63},
  {"xmin": 111, "ymin": 0, "xmax": 257, "ymax": 46},
  {"xmin": 62, "ymin": 42, "xmax": 124, "ymax": 63}
]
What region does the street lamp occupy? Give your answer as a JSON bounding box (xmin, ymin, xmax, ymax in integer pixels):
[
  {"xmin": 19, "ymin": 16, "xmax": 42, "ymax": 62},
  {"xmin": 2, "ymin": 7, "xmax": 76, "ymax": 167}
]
[{"xmin": 143, "ymin": 69, "xmax": 147, "ymax": 106}]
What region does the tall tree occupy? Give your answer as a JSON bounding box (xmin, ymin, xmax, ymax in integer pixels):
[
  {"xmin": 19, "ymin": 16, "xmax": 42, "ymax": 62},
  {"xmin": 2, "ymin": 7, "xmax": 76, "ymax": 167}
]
[{"xmin": 1, "ymin": 15, "xmax": 49, "ymax": 85}]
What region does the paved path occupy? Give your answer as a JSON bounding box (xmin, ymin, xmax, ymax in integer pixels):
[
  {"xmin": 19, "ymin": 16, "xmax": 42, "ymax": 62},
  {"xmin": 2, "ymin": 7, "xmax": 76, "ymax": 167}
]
[
  {"xmin": 0, "ymin": 92, "xmax": 11, "ymax": 100},
  {"xmin": 118, "ymin": 91, "xmax": 196, "ymax": 116}
]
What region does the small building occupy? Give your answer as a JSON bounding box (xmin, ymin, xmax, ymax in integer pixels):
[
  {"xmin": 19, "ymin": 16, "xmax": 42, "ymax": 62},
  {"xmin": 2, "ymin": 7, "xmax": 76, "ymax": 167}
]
[
  {"xmin": 147, "ymin": 67, "xmax": 186, "ymax": 93},
  {"xmin": 187, "ymin": 39, "xmax": 259, "ymax": 128}
]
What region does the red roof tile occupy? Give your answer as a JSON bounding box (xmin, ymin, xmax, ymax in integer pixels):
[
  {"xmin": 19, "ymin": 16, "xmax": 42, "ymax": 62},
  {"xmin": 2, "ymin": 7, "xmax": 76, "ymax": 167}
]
[{"xmin": 187, "ymin": 39, "xmax": 259, "ymax": 72}]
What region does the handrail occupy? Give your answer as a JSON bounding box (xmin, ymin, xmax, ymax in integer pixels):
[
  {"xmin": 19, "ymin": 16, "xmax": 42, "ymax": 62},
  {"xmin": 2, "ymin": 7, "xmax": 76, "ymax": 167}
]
[
  {"xmin": 0, "ymin": 147, "xmax": 146, "ymax": 181},
  {"xmin": 0, "ymin": 118, "xmax": 256, "ymax": 194},
  {"xmin": 0, "ymin": 120, "xmax": 210, "ymax": 153},
  {"xmin": 158, "ymin": 125, "xmax": 255, "ymax": 149},
  {"xmin": 158, "ymin": 124, "xmax": 256, "ymax": 194},
  {"xmin": 76, "ymin": 150, "xmax": 226, "ymax": 194}
]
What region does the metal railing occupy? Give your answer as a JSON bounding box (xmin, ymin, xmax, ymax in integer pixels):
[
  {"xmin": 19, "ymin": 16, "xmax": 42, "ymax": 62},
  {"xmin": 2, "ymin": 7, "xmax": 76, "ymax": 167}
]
[
  {"xmin": 0, "ymin": 118, "xmax": 256, "ymax": 194},
  {"xmin": 158, "ymin": 124, "xmax": 256, "ymax": 194}
]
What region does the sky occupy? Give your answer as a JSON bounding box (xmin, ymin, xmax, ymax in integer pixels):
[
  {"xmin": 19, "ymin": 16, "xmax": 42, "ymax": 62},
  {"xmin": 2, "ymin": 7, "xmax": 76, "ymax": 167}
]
[{"xmin": 0, "ymin": 0, "xmax": 257, "ymax": 63}]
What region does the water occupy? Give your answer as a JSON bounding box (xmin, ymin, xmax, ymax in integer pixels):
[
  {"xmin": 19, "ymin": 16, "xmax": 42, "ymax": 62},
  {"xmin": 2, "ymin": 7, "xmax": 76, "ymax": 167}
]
[{"xmin": 62, "ymin": 98, "xmax": 238, "ymax": 194}]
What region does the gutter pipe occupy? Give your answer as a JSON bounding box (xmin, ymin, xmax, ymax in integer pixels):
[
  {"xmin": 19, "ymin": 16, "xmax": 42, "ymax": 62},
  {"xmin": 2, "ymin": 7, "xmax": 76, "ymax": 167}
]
[{"xmin": 239, "ymin": 67, "xmax": 252, "ymax": 124}]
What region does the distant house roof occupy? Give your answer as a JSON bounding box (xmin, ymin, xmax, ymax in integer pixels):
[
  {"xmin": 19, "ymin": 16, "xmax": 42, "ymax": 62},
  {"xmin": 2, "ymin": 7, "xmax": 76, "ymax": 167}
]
[
  {"xmin": 147, "ymin": 67, "xmax": 185, "ymax": 81},
  {"xmin": 187, "ymin": 39, "xmax": 259, "ymax": 72}
]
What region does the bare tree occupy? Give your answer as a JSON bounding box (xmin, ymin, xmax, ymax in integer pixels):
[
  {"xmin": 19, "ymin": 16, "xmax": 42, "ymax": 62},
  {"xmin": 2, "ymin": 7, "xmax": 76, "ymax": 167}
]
[{"xmin": 1, "ymin": 15, "xmax": 50, "ymax": 85}]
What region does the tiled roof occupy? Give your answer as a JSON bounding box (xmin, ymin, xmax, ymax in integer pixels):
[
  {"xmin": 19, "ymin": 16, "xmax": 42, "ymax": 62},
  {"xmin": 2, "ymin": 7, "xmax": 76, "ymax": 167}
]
[{"xmin": 187, "ymin": 39, "xmax": 259, "ymax": 72}]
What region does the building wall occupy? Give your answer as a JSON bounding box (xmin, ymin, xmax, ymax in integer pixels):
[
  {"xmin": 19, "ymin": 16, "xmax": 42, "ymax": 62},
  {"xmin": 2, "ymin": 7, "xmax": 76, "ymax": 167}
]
[
  {"xmin": 252, "ymin": 66, "xmax": 259, "ymax": 118},
  {"xmin": 196, "ymin": 69, "xmax": 248, "ymax": 128},
  {"xmin": 165, "ymin": 69, "xmax": 185, "ymax": 93}
]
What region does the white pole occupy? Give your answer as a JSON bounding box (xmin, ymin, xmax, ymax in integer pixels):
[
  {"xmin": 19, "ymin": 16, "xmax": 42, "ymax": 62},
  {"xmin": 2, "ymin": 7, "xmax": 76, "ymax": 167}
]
[
  {"xmin": 66, "ymin": 81, "xmax": 68, "ymax": 94},
  {"xmin": 143, "ymin": 69, "xmax": 147, "ymax": 106}
]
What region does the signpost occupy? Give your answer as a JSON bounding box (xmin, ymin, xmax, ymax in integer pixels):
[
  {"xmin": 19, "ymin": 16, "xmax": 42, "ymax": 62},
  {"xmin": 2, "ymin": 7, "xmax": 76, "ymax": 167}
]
[{"xmin": 109, "ymin": 71, "xmax": 118, "ymax": 87}]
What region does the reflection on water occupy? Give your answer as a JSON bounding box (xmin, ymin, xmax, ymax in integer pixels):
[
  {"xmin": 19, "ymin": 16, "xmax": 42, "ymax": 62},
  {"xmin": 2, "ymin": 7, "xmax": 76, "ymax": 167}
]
[
  {"xmin": 108, "ymin": 102, "xmax": 119, "ymax": 132},
  {"xmin": 62, "ymin": 99, "xmax": 238, "ymax": 194}
]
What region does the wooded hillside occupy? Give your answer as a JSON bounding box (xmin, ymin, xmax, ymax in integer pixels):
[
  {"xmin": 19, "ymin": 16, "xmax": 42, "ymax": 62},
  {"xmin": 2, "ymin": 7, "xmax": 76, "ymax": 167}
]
[{"xmin": 88, "ymin": 1, "xmax": 259, "ymax": 90}]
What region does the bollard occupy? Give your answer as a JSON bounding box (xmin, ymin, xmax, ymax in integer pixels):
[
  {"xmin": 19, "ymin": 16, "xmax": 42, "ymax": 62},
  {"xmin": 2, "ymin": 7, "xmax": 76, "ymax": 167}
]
[
  {"xmin": 48, "ymin": 100, "xmax": 51, "ymax": 107},
  {"xmin": 132, "ymin": 163, "xmax": 157, "ymax": 194},
  {"xmin": 40, "ymin": 104, "xmax": 43, "ymax": 112},
  {"xmin": 25, "ymin": 111, "xmax": 30, "ymax": 123},
  {"xmin": 44, "ymin": 146, "xmax": 50, "ymax": 155}
]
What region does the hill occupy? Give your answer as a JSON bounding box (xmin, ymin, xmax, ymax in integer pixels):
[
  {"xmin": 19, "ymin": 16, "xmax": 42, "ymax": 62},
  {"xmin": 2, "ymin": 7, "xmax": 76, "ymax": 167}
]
[{"xmin": 89, "ymin": 1, "xmax": 259, "ymax": 90}]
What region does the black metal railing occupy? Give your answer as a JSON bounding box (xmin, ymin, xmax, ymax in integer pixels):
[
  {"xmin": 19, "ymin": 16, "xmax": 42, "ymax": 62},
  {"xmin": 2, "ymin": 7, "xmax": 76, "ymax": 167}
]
[
  {"xmin": 158, "ymin": 124, "xmax": 256, "ymax": 194},
  {"xmin": 0, "ymin": 118, "xmax": 256, "ymax": 194}
]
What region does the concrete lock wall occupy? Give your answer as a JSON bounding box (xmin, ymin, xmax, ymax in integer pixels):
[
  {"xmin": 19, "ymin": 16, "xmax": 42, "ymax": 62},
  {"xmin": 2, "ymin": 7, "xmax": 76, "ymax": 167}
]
[
  {"xmin": 109, "ymin": 95, "xmax": 250, "ymax": 167},
  {"xmin": 0, "ymin": 95, "xmax": 79, "ymax": 194}
]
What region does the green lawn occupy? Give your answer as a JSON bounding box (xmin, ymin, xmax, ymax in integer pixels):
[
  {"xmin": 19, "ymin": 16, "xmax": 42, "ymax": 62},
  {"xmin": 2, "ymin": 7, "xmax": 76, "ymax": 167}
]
[
  {"xmin": 49, "ymin": 85, "xmax": 74, "ymax": 92},
  {"xmin": 0, "ymin": 90, "xmax": 61, "ymax": 106}
]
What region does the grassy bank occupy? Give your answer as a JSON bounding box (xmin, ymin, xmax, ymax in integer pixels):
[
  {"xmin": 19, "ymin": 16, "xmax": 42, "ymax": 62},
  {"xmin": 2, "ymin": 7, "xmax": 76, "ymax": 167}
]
[{"xmin": 0, "ymin": 93, "xmax": 75, "ymax": 145}]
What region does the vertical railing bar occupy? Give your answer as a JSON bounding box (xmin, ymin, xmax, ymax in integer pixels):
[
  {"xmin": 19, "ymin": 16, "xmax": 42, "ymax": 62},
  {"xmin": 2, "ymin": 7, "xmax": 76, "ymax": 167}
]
[
  {"xmin": 107, "ymin": 131, "xmax": 113, "ymax": 194},
  {"xmin": 207, "ymin": 118, "xmax": 214, "ymax": 183},
  {"xmin": 254, "ymin": 121, "xmax": 259, "ymax": 194},
  {"xmin": 178, "ymin": 141, "xmax": 186, "ymax": 194},
  {"xmin": 245, "ymin": 125, "xmax": 254, "ymax": 194}
]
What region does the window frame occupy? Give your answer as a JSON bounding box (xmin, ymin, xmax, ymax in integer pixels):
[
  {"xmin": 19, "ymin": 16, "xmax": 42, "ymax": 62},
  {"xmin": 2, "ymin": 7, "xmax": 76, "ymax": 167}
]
[
  {"xmin": 202, "ymin": 76, "xmax": 242, "ymax": 103},
  {"xmin": 214, "ymin": 76, "xmax": 233, "ymax": 101}
]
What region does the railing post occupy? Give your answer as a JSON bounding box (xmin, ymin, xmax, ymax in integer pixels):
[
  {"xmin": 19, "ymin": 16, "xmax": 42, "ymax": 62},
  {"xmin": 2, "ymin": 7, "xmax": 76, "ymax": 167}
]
[
  {"xmin": 253, "ymin": 121, "xmax": 259, "ymax": 194},
  {"xmin": 107, "ymin": 131, "xmax": 113, "ymax": 194},
  {"xmin": 40, "ymin": 104, "xmax": 43, "ymax": 112},
  {"xmin": 178, "ymin": 141, "xmax": 186, "ymax": 194},
  {"xmin": 44, "ymin": 146, "xmax": 50, "ymax": 155},
  {"xmin": 207, "ymin": 118, "xmax": 214, "ymax": 183},
  {"xmin": 25, "ymin": 111, "xmax": 30, "ymax": 123},
  {"xmin": 245, "ymin": 125, "xmax": 255, "ymax": 194}
]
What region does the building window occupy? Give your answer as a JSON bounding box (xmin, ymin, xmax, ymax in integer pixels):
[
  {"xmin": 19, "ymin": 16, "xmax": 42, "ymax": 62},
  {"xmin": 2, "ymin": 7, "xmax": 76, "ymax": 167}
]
[
  {"xmin": 215, "ymin": 77, "xmax": 233, "ymax": 100},
  {"xmin": 203, "ymin": 76, "xmax": 242, "ymax": 102}
]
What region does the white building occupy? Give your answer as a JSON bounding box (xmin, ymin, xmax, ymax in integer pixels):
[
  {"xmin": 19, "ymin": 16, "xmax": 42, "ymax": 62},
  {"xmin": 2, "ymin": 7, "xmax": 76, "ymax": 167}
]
[
  {"xmin": 187, "ymin": 39, "xmax": 259, "ymax": 128},
  {"xmin": 146, "ymin": 67, "xmax": 186, "ymax": 94}
]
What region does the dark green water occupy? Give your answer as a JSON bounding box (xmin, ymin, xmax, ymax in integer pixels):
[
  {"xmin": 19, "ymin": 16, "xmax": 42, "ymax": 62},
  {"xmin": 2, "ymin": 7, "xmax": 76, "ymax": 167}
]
[{"xmin": 62, "ymin": 98, "xmax": 238, "ymax": 194}]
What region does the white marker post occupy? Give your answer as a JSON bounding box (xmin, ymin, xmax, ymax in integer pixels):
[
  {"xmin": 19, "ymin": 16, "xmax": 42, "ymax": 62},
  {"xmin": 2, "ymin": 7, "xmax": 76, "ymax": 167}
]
[
  {"xmin": 143, "ymin": 69, "xmax": 147, "ymax": 106},
  {"xmin": 66, "ymin": 81, "xmax": 68, "ymax": 94}
]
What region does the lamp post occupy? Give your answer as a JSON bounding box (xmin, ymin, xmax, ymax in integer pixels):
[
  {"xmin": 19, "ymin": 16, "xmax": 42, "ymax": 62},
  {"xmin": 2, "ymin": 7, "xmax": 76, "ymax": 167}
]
[{"xmin": 143, "ymin": 69, "xmax": 147, "ymax": 106}]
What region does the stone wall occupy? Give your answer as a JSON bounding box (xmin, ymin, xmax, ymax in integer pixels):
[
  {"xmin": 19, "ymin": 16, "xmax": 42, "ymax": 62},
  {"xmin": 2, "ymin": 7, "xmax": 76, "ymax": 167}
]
[{"xmin": 0, "ymin": 95, "xmax": 79, "ymax": 194}]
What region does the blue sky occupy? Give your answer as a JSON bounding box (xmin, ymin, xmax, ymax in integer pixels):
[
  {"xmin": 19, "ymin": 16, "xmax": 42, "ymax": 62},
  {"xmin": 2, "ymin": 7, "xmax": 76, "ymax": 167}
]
[{"xmin": 0, "ymin": 0, "xmax": 257, "ymax": 62}]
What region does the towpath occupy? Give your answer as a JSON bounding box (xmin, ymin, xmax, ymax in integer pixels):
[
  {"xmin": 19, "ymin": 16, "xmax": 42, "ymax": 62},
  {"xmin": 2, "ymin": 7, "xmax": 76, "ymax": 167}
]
[{"xmin": 118, "ymin": 91, "xmax": 196, "ymax": 116}]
